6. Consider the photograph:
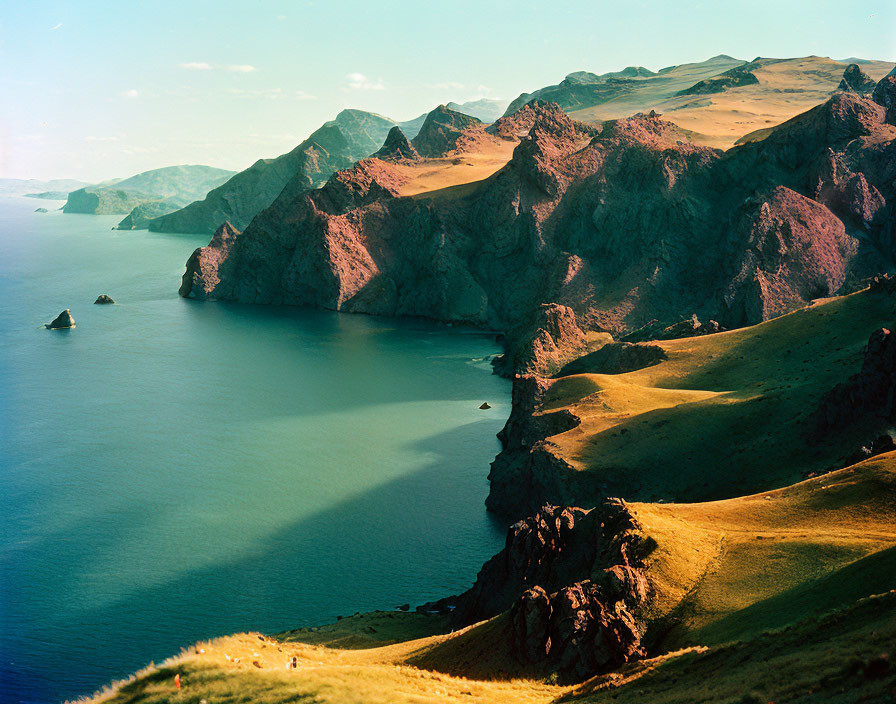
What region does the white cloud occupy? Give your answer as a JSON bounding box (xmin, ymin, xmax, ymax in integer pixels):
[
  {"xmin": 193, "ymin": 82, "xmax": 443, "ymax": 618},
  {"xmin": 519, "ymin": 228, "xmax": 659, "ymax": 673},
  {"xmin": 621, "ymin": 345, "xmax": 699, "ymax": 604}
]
[
  {"xmin": 86, "ymin": 136, "xmax": 119, "ymax": 142},
  {"xmin": 120, "ymin": 89, "xmax": 139, "ymax": 98},
  {"xmin": 50, "ymin": 23, "xmax": 62, "ymax": 31},
  {"xmin": 227, "ymin": 64, "xmax": 257, "ymax": 73},
  {"xmin": 346, "ymin": 72, "xmax": 384, "ymax": 91},
  {"xmin": 180, "ymin": 62, "xmax": 214, "ymax": 70},
  {"xmin": 295, "ymin": 90, "xmax": 316, "ymax": 100},
  {"xmin": 180, "ymin": 62, "xmax": 257, "ymax": 73}
]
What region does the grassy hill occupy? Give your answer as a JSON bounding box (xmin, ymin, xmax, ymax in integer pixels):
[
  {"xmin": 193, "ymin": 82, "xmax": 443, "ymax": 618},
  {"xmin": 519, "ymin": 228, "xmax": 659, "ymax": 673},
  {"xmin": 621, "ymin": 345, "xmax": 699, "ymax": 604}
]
[
  {"xmin": 61, "ymin": 165, "xmax": 235, "ymax": 216},
  {"xmin": 519, "ymin": 287, "xmax": 896, "ymax": 508},
  {"xmin": 511, "ymin": 55, "xmax": 894, "ymax": 148},
  {"xmin": 77, "ymin": 451, "xmax": 896, "ymax": 703}
]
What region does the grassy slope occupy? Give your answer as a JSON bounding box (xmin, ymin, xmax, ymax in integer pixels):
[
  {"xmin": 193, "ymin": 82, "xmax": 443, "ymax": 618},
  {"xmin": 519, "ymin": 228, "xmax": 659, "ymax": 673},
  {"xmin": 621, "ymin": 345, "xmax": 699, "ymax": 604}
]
[
  {"xmin": 80, "ymin": 455, "xmax": 896, "ymax": 703},
  {"xmin": 539, "ymin": 288, "xmax": 896, "ymax": 504},
  {"xmin": 569, "ymin": 57, "xmax": 894, "ymax": 148}
]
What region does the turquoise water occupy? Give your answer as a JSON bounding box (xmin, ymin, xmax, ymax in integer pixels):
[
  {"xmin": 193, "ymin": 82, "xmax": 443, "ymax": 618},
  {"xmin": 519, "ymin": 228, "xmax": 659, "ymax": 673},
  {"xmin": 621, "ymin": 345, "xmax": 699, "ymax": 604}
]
[{"xmin": 0, "ymin": 197, "xmax": 509, "ymax": 704}]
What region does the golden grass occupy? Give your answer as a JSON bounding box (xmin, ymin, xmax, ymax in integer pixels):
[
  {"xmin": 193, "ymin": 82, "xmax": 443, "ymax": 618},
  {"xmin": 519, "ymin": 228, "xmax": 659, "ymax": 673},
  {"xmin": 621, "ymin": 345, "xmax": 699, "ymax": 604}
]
[
  {"xmin": 569, "ymin": 57, "xmax": 895, "ymax": 148},
  {"xmin": 539, "ymin": 288, "xmax": 896, "ymax": 504},
  {"xmin": 390, "ymin": 139, "xmax": 518, "ymax": 197}
]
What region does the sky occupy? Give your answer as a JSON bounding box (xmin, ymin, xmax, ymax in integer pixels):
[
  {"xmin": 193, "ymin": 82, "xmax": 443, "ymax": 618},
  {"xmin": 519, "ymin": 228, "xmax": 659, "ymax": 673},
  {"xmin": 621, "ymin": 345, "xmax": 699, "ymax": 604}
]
[{"xmin": 1, "ymin": 0, "xmax": 894, "ymax": 182}]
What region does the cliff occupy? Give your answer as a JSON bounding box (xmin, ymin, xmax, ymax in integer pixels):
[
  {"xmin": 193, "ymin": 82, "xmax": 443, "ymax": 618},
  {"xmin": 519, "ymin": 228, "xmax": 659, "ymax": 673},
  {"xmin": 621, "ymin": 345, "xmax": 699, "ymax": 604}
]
[
  {"xmin": 180, "ymin": 91, "xmax": 896, "ymax": 375},
  {"xmin": 148, "ymin": 110, "xmax": 398, "ymax": 235}
]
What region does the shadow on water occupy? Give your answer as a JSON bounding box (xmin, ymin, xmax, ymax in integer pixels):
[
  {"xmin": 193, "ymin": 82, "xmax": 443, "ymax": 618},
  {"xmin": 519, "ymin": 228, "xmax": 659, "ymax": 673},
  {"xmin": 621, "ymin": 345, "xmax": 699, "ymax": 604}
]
[{"xmin": 1, "ymin": 420, "xmax": 510, "ymax": 704}]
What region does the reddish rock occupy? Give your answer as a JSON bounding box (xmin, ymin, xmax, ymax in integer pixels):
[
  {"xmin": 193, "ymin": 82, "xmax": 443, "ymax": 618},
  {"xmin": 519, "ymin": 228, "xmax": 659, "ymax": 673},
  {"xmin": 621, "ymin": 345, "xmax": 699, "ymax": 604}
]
[
  {"xmin": 410, "ymin": 105, "xmax": 486, "ymax": 158},
  {"xmin": 180, "ymin": 94, "xmax": 896, "ymax": 378},
  {"xmin": 509, "ymin": 578, "xmax": 646, "ymax": 682},
  {"xmin": 373, "ymin": 127, "xmax": 420, "ymax": 162}
]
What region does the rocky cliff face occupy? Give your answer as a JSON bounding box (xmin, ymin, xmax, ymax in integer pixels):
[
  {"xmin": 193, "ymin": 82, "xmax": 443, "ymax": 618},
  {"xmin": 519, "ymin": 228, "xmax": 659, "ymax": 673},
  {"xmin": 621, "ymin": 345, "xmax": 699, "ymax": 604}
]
[
  {"xmin": 410, "ymin": 104, "xmax": 485, "ymax": 157},
  {"xmin": 149, "ymin": 110, "xmax": 397, "ymax": 235},
  {"xmin": 180, "ymin": 92, "xmax": 896, "ymax": 362}
]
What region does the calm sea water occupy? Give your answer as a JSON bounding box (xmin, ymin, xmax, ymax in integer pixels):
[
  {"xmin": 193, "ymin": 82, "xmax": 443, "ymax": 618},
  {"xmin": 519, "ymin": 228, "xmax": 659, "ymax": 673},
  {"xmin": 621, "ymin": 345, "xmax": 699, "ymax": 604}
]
[{"xmin": 0, "ymin": 197, "xmax": 509, "ymax": 704}]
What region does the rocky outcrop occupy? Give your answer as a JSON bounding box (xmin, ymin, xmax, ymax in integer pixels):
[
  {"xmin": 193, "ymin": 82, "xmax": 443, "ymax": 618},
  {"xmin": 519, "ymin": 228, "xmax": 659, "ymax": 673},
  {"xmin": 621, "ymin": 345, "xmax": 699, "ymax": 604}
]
[
  {"xmin": 372, "ymin": 127, "xmax": 419, "ymax": 161},
  {"xmin": 94, "ymin": 295, "xmax": 114, "ymax": 304},
  {"xmin": 556, "ymin": 342, "xmax": 667, "ymax": 376},
  {"xmin": 410, "ymin": 105, "xmax": 484, "ymax": 157},
  {"xmin": 811, "ymin": 323, "xmax": 896, "ymax": 437},
  {"xmin": 624, "ymin": 314, "xmax": 724, "ymax": 342},
  {"xmin": 421, "ymin": 501, "xmax": 654, "ymax": 681},
  {"xmin": 150, "ymin": 110, "xmax": 397, "ymax": 235},
  {"xmin": 510, "ymin": 577, "xmax": 646, "ymax": 682},
  {"xmin": 838, "ymin": 64, "xmax": 877, "ymax": 95},
  {"xmin": 45, "ymin": 309, "xmax": 75, "ymax": 329},
  {"xmin": 678, "ymin": 63, "xmax": 759, "ymax": 95},
  {"xmin": 492, "ymin": 303, "xmax": 587, "ymax": 377},
  {"xmin": 180, "ymin": 222, "xmax": 242, "ymax": 300}
]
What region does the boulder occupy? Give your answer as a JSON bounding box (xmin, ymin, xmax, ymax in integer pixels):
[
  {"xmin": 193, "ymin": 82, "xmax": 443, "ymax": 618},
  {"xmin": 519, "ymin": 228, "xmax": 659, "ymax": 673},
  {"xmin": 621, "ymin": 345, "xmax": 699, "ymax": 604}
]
[
  {"xmin": 45, "ymin": 309, "xmax": 75, "ymax": 329},
  {"xmin": 94, "ymin": 295, "xmax": 115, "ymax": 304},
  {"xmin": 479, "ymin": 402, "xmax": 492, "ymax": 409}
]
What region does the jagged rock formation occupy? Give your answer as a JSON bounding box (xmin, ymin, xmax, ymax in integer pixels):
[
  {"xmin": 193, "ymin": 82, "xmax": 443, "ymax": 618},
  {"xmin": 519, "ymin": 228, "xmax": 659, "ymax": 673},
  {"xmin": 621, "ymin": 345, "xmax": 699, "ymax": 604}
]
[
  {"xmin": 624, "ymin": 314, "xmax": 724, "ymax": 342},
  {"xmin": 179, "ymin": 222, "xmax": 241, "ymax": 299},
  {"xmin": 678, "ymin": 62, "xmax": 759, "ymax": 95},
  {"xmin": 556, "ymin": 341, "xmax": 667, "ymax": 376},
  {"xmin": 410, "ymin": 105, "xmax": 484, "ymax": 157},
  {"xmin": 420, "ymin": 502, "xmax": 654, "ymax": 682},
  {"xmin": 94, "ymin": 295, "xmax": 114, "ymax": 304},
  {"xmin": 372, "ymin": 127, "xmax": 419, "ymax": 161},
  {"xmin": 149, "ymin": 110, "xmax": 397, "ymax": 235},
  {"xmin": 839, "ymin": 63, "xmax": 877, "ymax": 94},
  {"xmin": 179, "ymin": 93, "xmax": 896, "ymax": 376},
  {"xmin": 812, "ymin": 321, "xmax": 896, "ymax": 437},
  {"xmin": 45, "ymin": 309, "xmax": 75, "ymax": 329},
  {"xmin": 492, "ymin": 303, "xmax": 586, "ymax": 377},
  {"xmin": 509, "ymin": 577, "xmax": 646, "ymax": 683}
]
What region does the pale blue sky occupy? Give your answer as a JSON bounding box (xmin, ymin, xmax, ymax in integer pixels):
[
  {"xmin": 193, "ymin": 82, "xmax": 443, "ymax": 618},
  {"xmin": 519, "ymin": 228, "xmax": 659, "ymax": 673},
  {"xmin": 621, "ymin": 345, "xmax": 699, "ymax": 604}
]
[{"xmin": 2, "ymin": 0, "xmax": 894, "ymax": 182}]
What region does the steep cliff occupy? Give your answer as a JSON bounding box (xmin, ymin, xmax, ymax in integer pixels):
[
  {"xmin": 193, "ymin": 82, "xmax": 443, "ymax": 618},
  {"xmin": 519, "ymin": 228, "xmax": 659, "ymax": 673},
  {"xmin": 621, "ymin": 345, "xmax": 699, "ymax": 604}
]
[{"xmin": 180, "ymin": 92, "xmax": 896, "ymax": 376}]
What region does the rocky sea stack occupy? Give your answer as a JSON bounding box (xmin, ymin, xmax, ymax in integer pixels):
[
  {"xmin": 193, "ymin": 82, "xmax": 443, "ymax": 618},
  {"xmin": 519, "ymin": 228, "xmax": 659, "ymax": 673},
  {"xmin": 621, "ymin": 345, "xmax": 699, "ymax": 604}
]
[
  {"xmin": 94, "ymin": 295, "xmax": 115, "ymax": 304},
  {"xmin": 45, "ymin": 309, "xmax": 75, "ymax": 329}
]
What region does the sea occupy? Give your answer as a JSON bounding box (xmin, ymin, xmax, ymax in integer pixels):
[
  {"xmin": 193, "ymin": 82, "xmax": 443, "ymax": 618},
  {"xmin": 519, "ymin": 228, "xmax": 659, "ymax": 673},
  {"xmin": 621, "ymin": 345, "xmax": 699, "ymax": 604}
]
[{"xmin": 0, "ymin": 196, "xmax": 509, "ymax": 703}]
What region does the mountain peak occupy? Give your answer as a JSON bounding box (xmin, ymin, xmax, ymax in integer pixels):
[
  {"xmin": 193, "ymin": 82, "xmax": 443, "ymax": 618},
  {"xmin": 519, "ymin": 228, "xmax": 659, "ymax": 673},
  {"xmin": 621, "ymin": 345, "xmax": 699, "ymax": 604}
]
[
  {"xmin": 411, "ymin": 105, "xmax": 483, "ymax": 158},
  {"xmin": 373, "ymin": 126, "xmax": 420, "ymax": 161}
]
